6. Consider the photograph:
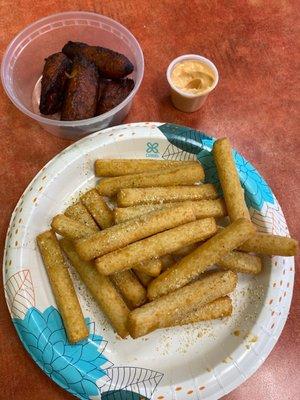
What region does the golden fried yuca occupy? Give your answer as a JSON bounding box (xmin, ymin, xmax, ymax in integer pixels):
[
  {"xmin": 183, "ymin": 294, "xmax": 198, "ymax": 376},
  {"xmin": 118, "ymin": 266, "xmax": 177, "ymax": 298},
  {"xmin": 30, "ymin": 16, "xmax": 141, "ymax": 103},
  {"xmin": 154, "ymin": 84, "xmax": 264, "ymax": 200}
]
[
  {"xmin": 51, "ymin": 214, "xmax": 96, "ymax": 240},
  {"xmin": 37, "ymin": 231, "xmax": 88, "ymax": 343},
  {"xmin": 97, "ymin": 164, "xmax": 205, "ymax": 197},
  {"xmin": 218, "ymin": 251, "xmax": 262, "ymax": 274},
  {"xmin": 128, "ymin": 270, "xmax": 237, "ymax": 338},
  {"xmin": 81, "ymin": 189, "xmax": 114, "ymax": 229},
  {"xmin": 95, "ymin": 218, "xmax": 217, "ymax": 275},
  {"xmin": 114, "ymin": 198, "xmax": 226, "ymax": 223},
  {"xmin": 75, "ymin": 203, "xmax": 196, "ymax": 260},
  {"xmin": 239, "ymin": 232, "xmax": 298, "ymax": 256},
  {"xmin": 65, "ymin": 202, "xmax": 99, "ymax": 230},
  {"xmin": 148, "ymin": 218, "xmax": 255, "ymax": 300},
  {"xmin": 168, "ymin": 296, "xmax": 233, "ymax": 328},
  {"xmin": 117, "ymin": 184, "xmax": 218, "ymax": 206},
  {"xmin": 60, "ymin": 238, "xmax": 129, "ymax": 338},
  {"xmin": 110, "ymin": 270, "xmax": 147, "ymax": 309},
  {"xmin": 94, "ymin": 159, "xmax": 200, "ymax": 176},
  {"xmin": 213, "ymin": 137, "xmax": 250, "ymax": 221},
  {"xmin": 134, "ymin": 259, "xmax": 162, "ymax": 277}
]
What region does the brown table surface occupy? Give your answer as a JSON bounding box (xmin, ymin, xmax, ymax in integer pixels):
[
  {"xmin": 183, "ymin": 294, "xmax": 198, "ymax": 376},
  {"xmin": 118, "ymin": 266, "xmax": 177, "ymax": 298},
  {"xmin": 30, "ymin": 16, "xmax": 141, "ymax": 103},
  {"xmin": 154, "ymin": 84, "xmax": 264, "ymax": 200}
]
[{"xmin": 0, "ymin": 1, "xmax": 299, "ymax": 399}]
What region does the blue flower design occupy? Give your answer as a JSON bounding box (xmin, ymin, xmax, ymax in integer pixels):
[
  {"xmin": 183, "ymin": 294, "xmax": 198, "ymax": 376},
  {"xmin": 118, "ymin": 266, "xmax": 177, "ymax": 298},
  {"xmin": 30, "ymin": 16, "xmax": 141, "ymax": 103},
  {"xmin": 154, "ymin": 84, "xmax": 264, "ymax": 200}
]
[
  {"xmin": 159, "ymin": 123, "xmax": 274, "ymax": 211},
  {"xmin": 13, "ymin": 306, "xmax": 108, "ymax": 400},
  {"xmin": 233, "ymin": 151, "xmax": 274, "ymax": 210}
]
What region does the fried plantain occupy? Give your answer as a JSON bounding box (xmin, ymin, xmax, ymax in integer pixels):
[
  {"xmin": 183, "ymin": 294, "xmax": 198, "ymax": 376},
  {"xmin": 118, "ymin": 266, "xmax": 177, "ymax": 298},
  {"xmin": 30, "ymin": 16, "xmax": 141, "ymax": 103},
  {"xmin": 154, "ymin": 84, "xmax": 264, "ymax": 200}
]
[
  {"xmin": 62, "ymin": 41, "xmax": 134, "ymax": 79},
  {"xmin": 39, "ymin": 52, "xmax": 72, "ymax": 115},
  {"xmin": 97, "ymin": 78, "xmax": 134, "ymax": 115},
  {"xmin": 61, "ymin": 57, "xmax": 99, "ymax": 121}
]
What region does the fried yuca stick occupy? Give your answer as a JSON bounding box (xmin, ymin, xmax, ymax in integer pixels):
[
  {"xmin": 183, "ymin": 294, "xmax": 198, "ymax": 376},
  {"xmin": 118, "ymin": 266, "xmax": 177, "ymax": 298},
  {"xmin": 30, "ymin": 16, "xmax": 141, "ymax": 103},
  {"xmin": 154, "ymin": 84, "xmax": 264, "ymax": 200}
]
[
  {"xmin": 171, "ymin": 236, "xmax": 262, "ymax": 275},
  {"xmin": 167, "ymin": 296, "xmax": 233, "ymax": 328},
  {"xmin": 135, "ymin": 259, "xmax": 162, "ymax": 277},
  {"xmin": 110, "ymin": 270, "xmax": 147, "ymax": 309},
  {"xmin": 213, "ymin": 138, "xmax": 250, "ymax": 221},
  {"xmin": 60, "ymin": 213, "xmax": 151, "ymax": 304},
  {"xmin": 37, "ymin": 231, "xmax": 88, "ymax": 343},
  {"xmin": 97, "ymin": 164, "xmax": 205, "ymax": 197},
  {"xmin": 51, "ymin": 214, "xmax": 96, "ymax": 240},
  {"xmin": 117, "ymin": 184, "xmax": 218, "ymax": 207},
  {"xmin": 95, "ymin": 218, "xmax": 217, "ymax": 275},
  {"xmin": 148, "ymin": 218, "xmax": 255, "ymax": 300},
  {"xmin": 239, "ymin": 233, "xmax": 298, "ymax": 256},
  {"xmin": 128, "ymin": 270, "xmax": 237, "ymax": 338},
  {"xmin": 59, "ymin": 239, "xmax": 129, "ymax": 338},
  {"xmin": 60, "ymin": 215, "xmax": 148, "ymax": 313},
  {"xmin": 134, "ymin": 270, "xmax": 153, "ymax": 287},
  {"xmin": 114, "ymin": 204, "xmax": 163, "ymax": 223},
  {"xmin": 65, "ymin": 202, "xmax": 99, "ymax": 230},
  {"xmin": 114, "ymin": 199, "xmax": 226, "ymax": 223},
  {"xmin": 81, "ymin": 189, "xmax": 114, "ymax": 229},
  {"xmin": 218, "ymin": 251, "xmax": 262, "ymax": 274},
  {"xmin": 75, "ymin": 203, "xmax": 196, "ymax": 260},
  {"xmin": 94, "ymin": 159, "xmax": 200, "ymax": 176}
]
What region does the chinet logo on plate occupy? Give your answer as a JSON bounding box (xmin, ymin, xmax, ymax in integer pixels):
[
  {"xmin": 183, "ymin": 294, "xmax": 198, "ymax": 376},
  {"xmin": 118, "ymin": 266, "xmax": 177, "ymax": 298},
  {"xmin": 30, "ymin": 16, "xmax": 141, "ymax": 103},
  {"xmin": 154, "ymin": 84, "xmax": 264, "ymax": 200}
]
[{"xmin": 145, "ymin": 142, "xmax": 159, "ymax": 158}]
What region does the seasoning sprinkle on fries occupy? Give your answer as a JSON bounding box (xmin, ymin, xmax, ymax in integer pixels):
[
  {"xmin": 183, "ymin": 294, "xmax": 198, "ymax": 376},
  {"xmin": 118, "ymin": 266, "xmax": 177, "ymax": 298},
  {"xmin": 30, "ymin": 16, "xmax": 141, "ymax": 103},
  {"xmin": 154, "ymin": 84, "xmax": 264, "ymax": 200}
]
[
  {"xmin": 81, "ymin": 189, "xmax": 114, "ymax": 229},
  {"xmin": 114, "ymin": 198, "xmax": 226, "ymax": 223},
  {"xmin": 117, "ymin": 184, "xmax": 218, "ymax": 206},
  {"xmin": 94, "ymin": 158, "xmax": 200, "ymax": 176},
  {"xmin": 97, "ymin": 164, "xmax": 205, "ymax": 197},
  {"xmin": 75, "ymin": 203, "xmax": 196, "ymax": 260},
  {"xmin": 110, "ymin": 270, "xmax": 147, "ymax": 309},
  {"xmin": 147, "ymin": 218, "xmax": 255, "ymax": 300},
  {"xmin": 168, "ymin": 296, "xmax": 233, "ymax": 328},
  {"xmin": 218, "ymin": 251, "xmax": 262, "ymax": 274},
  {"xmin": 134, "ymin": 259, "xmax": 162, "ymax": 277},
  {"xmin": 63, "ymin": 206, "xmax": 147, "ymax": 307},
  {"xmin": 128, "ymin": 270, "xmax": 237, "ymax": 338},
  {"xmin": 60, "ymin": 238, "xmax": 129, "ymax": 338},
  {"xmin": 65, "ymin": 201, "xmax": 99, "ymax": 230},
  {"xmin": 51, "ymin": 214, "xmax": 96, "ymax": 240},
  {"xmin": 95, "ymin": 218, "xmax": 217, "ymax": 275}
]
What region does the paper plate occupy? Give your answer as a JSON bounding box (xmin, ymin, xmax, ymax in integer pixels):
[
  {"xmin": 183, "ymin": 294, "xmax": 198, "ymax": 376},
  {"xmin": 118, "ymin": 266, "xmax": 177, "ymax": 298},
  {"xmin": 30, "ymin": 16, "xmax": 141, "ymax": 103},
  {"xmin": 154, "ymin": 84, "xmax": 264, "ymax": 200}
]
[{"xmin": 3, "ymin": 122, "xmax": 294, "ymax": 400}]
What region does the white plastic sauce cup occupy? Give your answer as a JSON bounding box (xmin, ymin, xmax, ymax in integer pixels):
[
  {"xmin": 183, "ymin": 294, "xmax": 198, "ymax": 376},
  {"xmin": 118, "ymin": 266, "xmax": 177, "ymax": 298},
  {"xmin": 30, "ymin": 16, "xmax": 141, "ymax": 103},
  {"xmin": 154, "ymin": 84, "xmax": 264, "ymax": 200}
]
[{"xmin": 166, "ymin": 54, "xmax": 219, "ymax": 113}]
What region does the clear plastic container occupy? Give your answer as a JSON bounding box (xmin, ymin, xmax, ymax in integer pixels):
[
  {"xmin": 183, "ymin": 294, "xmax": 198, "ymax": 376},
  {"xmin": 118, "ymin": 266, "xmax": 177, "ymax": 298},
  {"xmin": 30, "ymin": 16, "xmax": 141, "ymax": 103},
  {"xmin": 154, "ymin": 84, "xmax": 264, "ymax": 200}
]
[{"xmin": 1, "ymin": 11, "xmax": 144, "ymax": 140}]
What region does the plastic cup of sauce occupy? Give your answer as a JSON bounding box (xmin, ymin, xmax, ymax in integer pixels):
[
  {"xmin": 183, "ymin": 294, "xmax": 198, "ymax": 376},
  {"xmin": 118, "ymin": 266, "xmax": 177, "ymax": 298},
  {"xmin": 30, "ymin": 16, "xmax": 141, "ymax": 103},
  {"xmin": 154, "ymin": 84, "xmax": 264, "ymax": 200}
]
[{"xmin": 166, "ymin": 54, "xmax": 219, "ymax": 112}]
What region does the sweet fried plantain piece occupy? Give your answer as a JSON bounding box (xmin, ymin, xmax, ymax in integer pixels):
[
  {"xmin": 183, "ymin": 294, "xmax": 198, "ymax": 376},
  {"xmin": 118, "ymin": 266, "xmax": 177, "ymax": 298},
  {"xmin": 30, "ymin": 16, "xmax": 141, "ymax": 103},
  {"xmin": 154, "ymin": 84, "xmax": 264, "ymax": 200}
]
[
  {"xmin": 97, "ymin": 78, "xmax": 134, "ymax": 115},
  {"xmin": 62, "ymin": 41, "xmax": 134, "ymax": 79},
  {"xmin": 61, "ymin": 58, "xmax": 99, "ymax": 121},
  {"xmin": 39, "ymin": 52, "xmax": 72, "ymax": 115}
]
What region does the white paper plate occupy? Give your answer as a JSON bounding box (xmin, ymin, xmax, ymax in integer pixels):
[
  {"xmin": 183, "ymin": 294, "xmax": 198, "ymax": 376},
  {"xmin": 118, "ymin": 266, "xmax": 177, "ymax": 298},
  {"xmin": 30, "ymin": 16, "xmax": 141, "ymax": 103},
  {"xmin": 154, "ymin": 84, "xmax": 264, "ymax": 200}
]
[{"xmin": 3, "ymin": 122, "xmax": 294, "ymax": 400}]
